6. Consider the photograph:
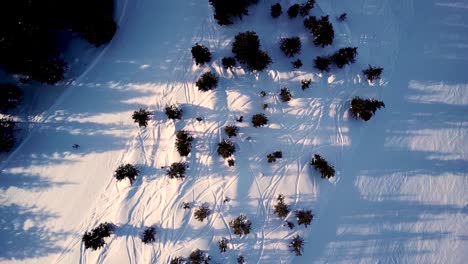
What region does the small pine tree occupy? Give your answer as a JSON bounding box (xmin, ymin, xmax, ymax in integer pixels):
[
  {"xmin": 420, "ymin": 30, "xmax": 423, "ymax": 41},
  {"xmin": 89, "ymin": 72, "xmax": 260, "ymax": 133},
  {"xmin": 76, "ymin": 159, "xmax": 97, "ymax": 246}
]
[
  {"xmin": 331, "ymin": 47, "xmax": 358, "ymax": 68},
  {"xmin": 141, "ymin": 226, "xmax": 156, "ymax": 244},
  {"xmin": 189, "ymin": 249, "xmax": 211, "ymax": 264},
  {"xmin": 217, "ymin": 139, "xmax": 236, "ymax": 158},
  {"xmin": 289, "ymin": 235, "xmax": 304, "ymax": 256},
  {"xmin": 230, "ymin": 214, "xmax": 252, "ymax": 236},
  {"xmin": 304, "ymin": 15, "xmax": 334, "ymax": 47},
  {"xmin": 209, "ymin": 0, "xmax": 256, "ymax": 25},
  {"xmin": 114, "ymin": 163, "xmax": 140, "ymax": 185},
  {"xmin": 175, "ymin": 130, "xmax": 194, "ymax": 157},
  {"xmin": 191, "ymin": 43, "xmax": 212, "ymax": 65},
  {"xmin": 166, "ymin": 162, "xmax": 188, "ymax": 179},
  {"xmin": 287, "ymin": 4, "xmax": 300, "ymax": 18},
  {"xmin": 183, "ymin": 202, "xmax": 191, "ymax": 209},
  {"xmin": 301, "ymin": 79, "xmax": 312, "ymax": 90},
  {"xmin": 350, "ymin": 97, "xmax": 385, "ymax": 121},
  {"xmin": 262, "ymin": 103, "xmax": 268, "ymax": 110},
  {"xmin": 196, "ymin": 72, "xmax": 218, "ymax": 92},
  {"xmin": 194, "ymin": 204, "xmax": 211, "ymax": 222},
  {"xmin": 224, "ymin": 125, "xmax": 239, "ymax": 138},
  {"xmin": 260, "ymin": 91, "xmax": 267, "ymax": 97},
  {"xmin": 132, "ymin": 109, "xmax": 152, "ymax": 127},
  {"xmin": 227, "ymin": 159, "xmax": 235, "ymax": 167},
  {"xmin": 292, "ymin": 59, "xmax": 303, "ymax": 69},
  {"xmin": 295, "ymin": 210, "xmax": 313, "ymax": 227},
  {"xmin": 363, "ymin": 65, "xmax": 384, "ymax": 82},
  {"xmin": 299, "ymin": 0, "xmax": 315, "ymax": 16},
  {"xmin": 82, "ymin": 222, "xmax": 115, "ymax": 250},
  {"xmin": 280, "ymin": 88, "xmax": 292, "ymax": 102},
  {"xmin": 274, "ymin": 194, "xmax": 290, "ymax": 218},
  {"xmin": 271, "ymin": 3, "xmax": 282, "ymax": 18},
  {"xmin": 237, "ymin": 255, "xmax": 245, "ymax": 264},
  {"xmin": 311, "ymin": 154, "xmax": 335, "ymax": 179},
  {"xmin": 314, "ymin": 56, "xmax": 332, "ymax": 72},
  {"xmin": 218, "ymin": 238, "xmax": 228, "ymax": 253},
  {"xmin": 252, "ymin": 113, "xmax": 268, "ymax": 127},
  {"xmin": 0, "ymin": 118, "xmax": 16, "ymax": 152},
  {"xmin": 222, "ymin": 57, "xmax": 237, "ymax": 69},
  {"xmin": 165, "ymin": 105, "xmax": 183, "ymax": 120},
  {"xmin": 286, "ymin": 221, "xmax": 295, "ymax": 229},
  {"xmin": 0, "ymin": 84, "xmax": 23, "ymax": 113},
  {"xmin": 337, "ymin": 13, "xmax": 347, "ymax": 22},
  {"xmin": 280, "ymin": 37, "xmax": 302, "ymax": 57}
]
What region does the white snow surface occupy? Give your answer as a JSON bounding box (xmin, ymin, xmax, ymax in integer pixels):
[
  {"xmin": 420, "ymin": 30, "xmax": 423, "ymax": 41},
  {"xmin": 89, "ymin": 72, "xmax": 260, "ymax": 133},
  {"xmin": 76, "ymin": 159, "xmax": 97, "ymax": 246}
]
[{"xmin": 1, "ymin": 0, "xmax": 467, "ymax": 263}]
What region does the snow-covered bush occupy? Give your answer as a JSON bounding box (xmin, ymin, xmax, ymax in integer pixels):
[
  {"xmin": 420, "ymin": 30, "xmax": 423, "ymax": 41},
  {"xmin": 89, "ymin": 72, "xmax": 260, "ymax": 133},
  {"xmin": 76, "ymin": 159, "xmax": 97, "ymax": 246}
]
[
  {"xmin": 194, "ymin": 204, "xmax": 211, "ymax": 222},
  {"xmin": 287, "ymin": 4, "xmax": 300, "ymax": 18},
  {"xmin": 295, "ymin": 209, "xmax": 313, "ymax": 227},
  {"xmin": 0, "ymin": 84, "xmax": 23, "ymax": 113},
  {"xmin": 196, "ymin": 72, "xmax": 218, "ymax": 92},
  {"xmin": 82, "ymin": 222, "xmax": 115, "ymax": 250},
  {"xmin": 222, "ymin": 57, "xmax": 236, "ymax": 69},
  {"xmin": 314, "ymin": 56, "xmax": 332, "ymax": 72},
  {"xmin": 280, "ymin": 37, "xmax": 302, "ymax": 57},
  {"xmin": 218, "ymin": 238, "xmax": 229, "ymax": 253},
  {"xmin": 363, "ymin": 65, "xmax": 384, "ymax": 82},
  {"xmin": 224, "ymin": 125, "xmax": 239, "ymax": 138},
  {"xmin": 251, "ymin": 113, "xmax": 268, "ymax": 127},
  {"xmin": 280, "ymin": 88, "xmax": 292, "ymax": 102},
  {"xmin": 311, "ymin": 154, "xmax": 335, "ymax": 178},
  {"xmin": 191, "ymin": 43, "xmax": 211, "ymax": 65},
  {"xmin": 289, "ymin": 235, "xmax": 304, "ymax": 256},
  {"xmin": 350, "ymin": 97, "xmax": 385, "ymax": 121},
  {"xmin": 217, "ymin": 139, "xmax": 235, "ymax": 158},
  {"xmin": 141, "ymin": 226, "xmax": 156, "ymax": 244},
  {"xmin": 132, "ymin": 108, "xmax": 152, "ymax": 127},
  {"xmin": 0, "ymin": 118, "xmax": 16, "ymax": 152},
  {"xmin": 165, "ymin": 105, "xmax": 183, "ymax": 120},
  {"xmin": 166, "ymin": 162, "xmax": 188, "ymax": 179},
  {"xmin": 176, "ymin": 130, "xmax": 193, "ymax": 157},
  {"xmin": 114, "ymin": 163, "xmax": 140, "ymax": 185},
  {"xmin": 232, "ymin": 31, "xmax": 272, "ymax": 72},
  {"xmin": 274, "ymin": 194, "xmax": 290, "ymax": 218},
  {"xmin": 189, "ymin": 249, "xmax": 211, "ymax": 264},
  {"xmin": 304, "ymin": 15, "xmax": 334, "ymax": 47},
  {"xmin": 331, "ymin": 47, "xmax": 358, "ymax": 68},
  {"xmin": 271, "ymin": 3, "xmax": 282, "ymax": 18},
  {"xmin": 230, "ymin": 214, "xmax": 252, "ymax": 236}
]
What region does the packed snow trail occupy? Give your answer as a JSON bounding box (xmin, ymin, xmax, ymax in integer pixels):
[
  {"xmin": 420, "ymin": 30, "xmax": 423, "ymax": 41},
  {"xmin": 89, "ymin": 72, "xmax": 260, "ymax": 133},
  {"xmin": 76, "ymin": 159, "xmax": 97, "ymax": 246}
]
[{"xmin": 0, "ymin": 0, "xmax": 467, "ymax": 264}]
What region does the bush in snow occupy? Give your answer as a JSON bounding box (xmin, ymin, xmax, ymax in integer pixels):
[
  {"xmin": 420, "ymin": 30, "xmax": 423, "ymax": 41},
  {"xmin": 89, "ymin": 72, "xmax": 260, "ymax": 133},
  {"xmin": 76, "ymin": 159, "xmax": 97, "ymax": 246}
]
[
  {"xmin": 209, "ymin": 0, "xmax": 257, "ymax": 25},
  {"xmin": 114, "ymin": 163, "xmax": 140, "ymax": 185},
  {"xmin": 311, "ymin": 154, "xmax": 335, "ymax": 179},
  {"xmin": 183, "ymin": 202, "xmax": 191, "ymax": 209},
  {"xmin": 194, "ymin": 204, "xmax": 211, "ymax": 222},
  {"xmin": 132, "ymin": 108, "xmax": 152, "ymax": 127},
  {"xmin": 304, "ymin": 15, "xmax": 334, "ymax": 47},
  {"xmin": 222, "ymin": 57, "xmax": 237, "ymax": 69},
  {"xmin": 299, "ymin": 0, "xmax": 315, "ymax": 16},
  {"xmin": 189, "ymin": 249, "xmax": 211, "ymax": 264},
  {"xmin": 230, "ymin": 214, "xmax": 252, "ymax": 236},
  {"xmin": 280, "ymin": 88, "xmax": 292, "ymax": 102},
  {"xmin": 191, "ymin": 43, "xmax": 211, "ymax": 65},
  {"xmin": 287, "ymin": 4, "xmax": 300, "ymax": 18},
  {"xmin": 280, "ymin": 37, "xmax": 302, "ymax": 57},
  {"xmin": 251, "ymin": 113, "xmax": 268, "ymax": 127},
  {"xmin": 166, "ymin": 162, "xmax": 188, "ymax": 179},
  {"xmin": 271, "ymin": 3, "xmax": 282, "ymax": 18},
  {"xmin": 363, "ymin": 65, "xmax": 384, "ymax": 82},
  {"xmin": 224, "ymin": 125, "xmax": 239, "ymax": 138},
  {"xmin": 350, "ymin": 97, "xmax": 385, "ymax": 121},
  {"xmin": 217, "ymin": 139, "xmax": 235, "ymax": 158},
  {"xmin": 228, "ymin": 159, "xmax": 235, "ymax": 167},
  {"xmin": 141, "ymin": 226, "xmax": 156, "ymax": 244},
  {"xmin": 196, "ymin": 72, "xmax": 218, "ymax": 92},
  {"xmin": 289, "ymin": 235, "xmax": 305, "ymax": 256},
  {"xmin": 0, "ymin": 118, "xmax": 16, "ymax": 152},
  {"xmin": 218, "ymin": 238, "xmax": 229, "ymax": 253},
  {"xmin": 337, "ymin": 13, "xmax": 347, "ymax": 22},
  {"xmin": 232, "ymin": 31, "xmax": 272, "ymax": 72},
  {"xmin": 165, "ymin": 105, "xmax": 183, "ymax": 120},
  {"xmin": 301, "ymin": 79, "xmax": 312, "ymax": 90},
  {"xmin": 0, "ymin": 84, "xmax": 23, "ymax": 113},
  {"xmin": 267, "ymin": 151, "xmax": 283, "ymax": 163},
  {"xmin": 170, "ymin": 257, "xmax": 184, "ymax": 264},
  {"xmin": 292, "ymin": 59, "xmax": 303, "ymax": 69},
  {"xmin": 314, "ymin": 56, "xmax": 332, "ymax": 72},
  {"xmin": 331, "ymin": 47, "xmax": 358, "ymax": 68},
  {"xmin": 295, "ymin": 209, "xmax": 313, "ymax": 227},
  {"xmin": 82, "ymin": 222, "xmax": 115, "ymax": 250},
  {"xmin": 274, "ymin": 194, "xmax": 290, "ymax": 218},
  {"xmin": 237, "ymin": 255, "xmax": 245, "ymax": 264},
  {"xmin": 175, "ymin": 130, "xmax": 194, "ymax": 157}
]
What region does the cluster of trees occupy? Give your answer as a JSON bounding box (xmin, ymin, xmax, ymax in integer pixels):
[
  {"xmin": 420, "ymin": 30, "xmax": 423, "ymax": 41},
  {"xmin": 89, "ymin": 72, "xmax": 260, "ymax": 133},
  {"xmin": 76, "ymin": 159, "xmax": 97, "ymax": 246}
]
[
  {"xmin": 170, "ymin": 249, "xmax": 211, "ymax": 264},
  {"xmin": 350, "ymin": 97, "xmax": 385, "ymax": 121},
  {"xmin": 114, "ymin": 163, "xmax": 139, "ymax": 185},
  {"xmin": 0, "ymin": 0, "xmax": 117, "ymax": 84},
  {"xmin": 232, "ymin": 31, "xmax": 272, "ymax": 71},
  {"xmin": 304, "ymin": 15, "xmax": 334, "ymax": 47},
  {"xmin": 82, "ymin": 222, "xmax": 115, "ymax": 250},
  {"xmin": 311, "ymin": 154, "xmax": 335, "ymax": 179},
  {"xmin": 208, "ymin": 0, "xmax": 258, "ymax": 25},
  {"xmin": 313, "ymin": 47, "xmax": 358, "ymax": 72}
]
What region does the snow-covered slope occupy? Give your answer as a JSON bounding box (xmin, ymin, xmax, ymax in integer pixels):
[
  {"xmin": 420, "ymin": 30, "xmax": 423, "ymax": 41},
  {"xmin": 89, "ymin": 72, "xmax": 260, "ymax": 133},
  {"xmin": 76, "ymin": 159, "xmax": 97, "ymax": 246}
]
[{"xmin": 0, "ymin": 0, "xmax": 466, "ymax": 263}]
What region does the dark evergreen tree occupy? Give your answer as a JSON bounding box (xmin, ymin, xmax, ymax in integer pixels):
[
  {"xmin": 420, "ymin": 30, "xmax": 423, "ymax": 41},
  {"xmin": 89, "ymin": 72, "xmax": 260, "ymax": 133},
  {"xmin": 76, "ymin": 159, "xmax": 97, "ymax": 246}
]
[
  {"xmin": 0, "ymin": 118, "xmax": 16, "ymax": 152},
  {"xmin": 196, "ymin": 72, "xmax": 218, "ymax": 92},
  {"xmin": 304, "ymin": 15, "xmax": 334, "ymax": 47},
  {"xmin": 271, "ymin": 3, "xmax": 282, "ymax": 18},
  {"xmin": 189, "ymin": 249, "xmax": 211, "ymax": 264},
  {"xmin": 141, "ymin": 226, "xmax": 156, "ymax": 244},
  {"xmin": 230, "ymin": 214, "xmax": 252, "ymax": 236},
  {"xmin": 222, "ymin": 57, "xmax": 236, "ymax": 69},
  {"xmin": 301, "ymin": 79, "xmax": 312, "ymax": 90},
  {"xmin": 217, "ymin": 139, "xmax": 235, "ymax": 158},
  {"xmin": 292, "ymin": 59, "xmax": 303, "ymax": 69},
  {"xmin": 237, "ymin": 255, "xmax": 245, "ymax": 264},
  {"xmin": 246, "ymin": 50, "xmax": 272, "ymax": 72},
  {"xmin": 295, "ymin": 210, "xmax": 313, "ymax": 227},
  {"xmin": 208, "ymin": 0, "xmax": 257, "ymax": 25},
  {"xmin": 166, "ymin": 162, "xmax": 188, "ymax": 179},
  {"xmin": 227, "ymin": 159, "xmax": 235, "ymax": 167},
  {"xmin": 267, "ymin": 151, "xmax": 283, "ymax": 163},
  {"xmin": 331, "ymin": 47, "xmax": 358, "ymax": 68},
  {"xmin": 114, "ymin": 163, "xmax": 140, "ymax": 185},
  {"xmin": 350, "ymin": 97, "xmax": 385, "ymax": 121},
  {"xmin": 289, "ymin": 235, "xmax": 304, "ymax": 256},
  {"xmin": 191, "ymin": 43, "xmax": 212, "ymax": 65},
  {"xmin": 232, "ymin": 31, "xmax": 272, "ymax": 72},
  {"xmin": 175, "ymin": 130, "xmax": 193, "ymax": 157},
  {"xmin": 311, "ymin": 154, "xmax": 335, "ymax": 179},
  {"xmin": 218, "ymin": 238, "xmax": 228, "ymax": 253},
  {"xmin": 280, "ymin": 88, "xmax": 292, "ymax": 102},
  {"xmin": 280, "ymin": 37, "xmax": 302, "ymax": 57},
  {"xmin": 363, "ymin": 65, "xmax": 384, "ymax": 82},
  {"xmin": 314, "ymin": 56, "xmax": 332, "ymax": 72},
  {"xmin": 132, "ymin": 109, "xmax": 152, "ymax": 127},
  {"xmin": 287, "ymin": 4, "xmax": 300, "ymax": 18},
  {"xmin": 82, "ymin": 222, "xmax": 115, "ymax": 250},
  {"xmin": 0, "ymin": 84, "xmax": 23, "ymax": 112},
  {"xmin": 299, "ymin": 0, "xmax": 315, "ymax": 16},
  {"xmin": 224, "ymin": 125, "xmax": 239, "ymax": 138},
  {"xmin": 251, "ymin": 113, "xmax": 268, "ymax": 127},
  {"xmin": 165, "ymin": 105, "xmax": 183, "ymax": 120},
  {"xmin": 194, "ymin": 204, "xmax": 211, "ymax": 222},
  {"xmin": 274, "ymin": 194, "xmax": 290, "ymax": 218}
]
